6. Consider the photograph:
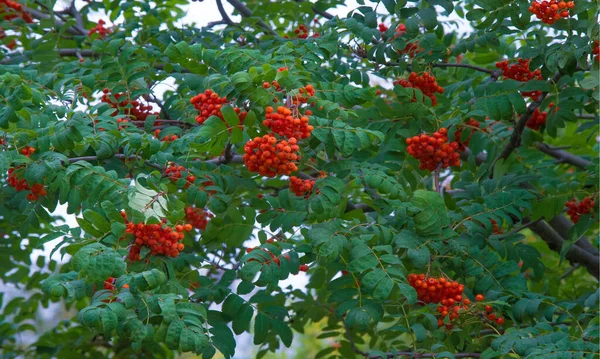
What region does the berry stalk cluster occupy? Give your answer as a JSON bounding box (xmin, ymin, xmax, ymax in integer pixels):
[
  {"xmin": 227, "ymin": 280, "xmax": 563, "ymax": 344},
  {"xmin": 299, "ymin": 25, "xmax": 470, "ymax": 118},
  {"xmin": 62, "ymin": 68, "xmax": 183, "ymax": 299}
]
[
  {"xmin": 566, "ymin": 197, "xmax": 596, "ymax": 224},
  {"xmin": 394, "ymin": 72, "xmax": 444, "ymax": 106},
  {"xmin": 406, "ymin": 128, "xmax": 461, "ymax": 171},
  {"xmin": 122, "ymin": 211, "xmax": 193, "ymax": 260},
  {"xmin": 528, "ymin": 0, "xmax": 574, "ymax": 25},
  {"xmin": 495, "ymin": 59, "xmax": 543, "ymax": 100},
  {"xmin": 190, "ymin": 89, "xmax": 247, "ymax": 126}
]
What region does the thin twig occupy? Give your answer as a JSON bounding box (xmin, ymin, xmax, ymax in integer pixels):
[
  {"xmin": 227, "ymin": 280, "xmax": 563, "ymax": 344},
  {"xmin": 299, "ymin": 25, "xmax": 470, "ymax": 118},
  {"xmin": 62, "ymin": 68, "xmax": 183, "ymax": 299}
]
[
  {"xmin": 226, "ymin": 0, "xmax": 278, "ymax": 36},
  {"xmin": 560, "ymin": 264, "xmax": 581, "ymax": 280},
  {"xmin": 535, "ymin": 143, "xmax": 592, "ymax": 169},
  {"xmin": 490, "ymin": 72, "xmax": 563, "ymax": 176},
  {"xmin": 216, "ymin": 0, "xmax": 236, "ymax": 26}
]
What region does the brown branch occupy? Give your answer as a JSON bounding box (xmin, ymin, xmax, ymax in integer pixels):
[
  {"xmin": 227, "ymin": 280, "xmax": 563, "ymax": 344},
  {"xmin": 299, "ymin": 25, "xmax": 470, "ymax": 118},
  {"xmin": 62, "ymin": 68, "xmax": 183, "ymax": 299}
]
[
  {"xmin": 225, "ymin": 0, "xmax": 278, "ymax": 37},
  {"xmin": 432, "ymin": 62, "xmax": 499, "ymax": 76},
  {"xmin": 295, "ymin": 0, "xmax": 334, "ymax": 19},
  {"xmin": 490, "ymin": 72, "xmax": 563, "ymax": 175},
  {"xmin": 526, "ymin": 219, "xmax": 599, "ymax": 279},
  {"xmin": 24, "ymin": 3, "xmax": 86, "ymax": 35},
  {"xmin": 535, "ymin": 143, "xmax": 593, "ymax": 169},
  {"xmin": 68, "ymin": 154, "xmax": 163, "ymax": 170},
  {"xmin": 548, "ymin": 216, "xmax": 599, "ymax": 256},
  {"xmin": 216, "ymin": 0, "xmax": 236, "ymax": 26}
]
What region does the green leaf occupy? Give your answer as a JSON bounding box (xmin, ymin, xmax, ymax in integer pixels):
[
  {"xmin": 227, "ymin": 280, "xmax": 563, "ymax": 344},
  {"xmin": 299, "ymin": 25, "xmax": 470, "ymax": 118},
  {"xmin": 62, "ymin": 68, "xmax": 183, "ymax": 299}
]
[{"xmin": 253, "ymin": 312, "xmax": 270, "ymax": 345}]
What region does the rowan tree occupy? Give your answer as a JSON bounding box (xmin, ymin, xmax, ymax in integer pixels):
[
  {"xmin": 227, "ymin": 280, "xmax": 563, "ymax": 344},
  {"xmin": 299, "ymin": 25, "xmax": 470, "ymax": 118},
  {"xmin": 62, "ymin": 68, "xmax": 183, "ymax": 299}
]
[{"xmin": 0, "ymin": 0, "xmax": 598, "ymax": 358}]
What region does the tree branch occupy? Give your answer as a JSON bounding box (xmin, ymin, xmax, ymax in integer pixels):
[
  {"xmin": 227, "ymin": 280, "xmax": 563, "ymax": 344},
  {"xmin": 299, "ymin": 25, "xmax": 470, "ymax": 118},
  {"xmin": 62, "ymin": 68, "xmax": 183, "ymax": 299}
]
[
  {"xmin": 68, "ymin": 154, "xmax": 163, "ymax": 170},
  {"xmin": 535, "ymin": 143, "xmax": 593, "ymax": 169},
  {"xmin": 490, "ymin": 72, "xmax": 562, "ymax": 175},
  {"xmin": 432, "ymin": 62, "xmax": 500, "ymax": 76},
  {"xmin": 295, "ymin": 0, "xmax": 334, "ymax": 19},
  {"xmin": 24, "ymin": 3, "xmax": 87, "ymax": 35},
  {"xmin": 225, "ymin": 0, "xmax": 278, "ymax": 36},
  {"xmin": 548, "ymin": 216, "xmax": 599, "ymax": 256},
  {"xmin": 216, "ymin": 0, "xmax": 236, "ymax": 26},
  {"xmin": 526, "ymin": 219, "xmax": 599, "ymax": 279}
]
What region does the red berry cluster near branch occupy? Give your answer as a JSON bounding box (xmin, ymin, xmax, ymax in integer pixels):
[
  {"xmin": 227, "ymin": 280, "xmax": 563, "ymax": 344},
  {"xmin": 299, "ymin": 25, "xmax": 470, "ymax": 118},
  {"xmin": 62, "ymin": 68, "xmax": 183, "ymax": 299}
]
[
  {"xmin": 185, "ymin": 207, "xmax": 213, "ymax": 231},
  {"xmin": 483, "ymin": 304, "xmax": 505, "ymax": 326},
  {"xmin": 592, "ymin": 40, "xmax": 599, "ymax": 62},
  {"xmin": 291, "ymin": 84, "xmax": 316, "ymax": 106},
  {"xmin": 190, "ymin": 89, "xmax": 247, "ymax": 126},
  {"xmin": 406, "ymin": 128, "xmax": 461, "ymax": 171},
  {"xmin": 243, "ymin": 135, "xmax": 300, "ymax": 177},
  {"xmin": 379, "ymin": 23, "xmax": 421, "ymax": 57},
  {"xmin": 526, "ymin": 108, "xmax": 547, "ymax": 130},
  {"xmin": 491, "ymin": 219, "xmax": 503, "ymax": 234},
  {"xmin": 0, "ymin": 0, "xmax": 33, "ymax": 23},
  {"xmin": 88, "ymin": 19, "xmax": 111, "ymax": 38},
  {"xmin": 495, "ymin": 59, "xmax": 543, "ymax": 100},
  {"xmin": 454, "ymin": 118, "xmax": 481, "ymax": 151},
  {"xmin": 8, "ymin": 167, "xmax": 47, "ymax": 201},
  {"xmin": 394, "ymin": 72, "xmax": 444, "ymax": 106},
  {"xmin": 263, "ymin": 106, "xmax": 314, "ymax": 139},
  {"xmin": 289, "ymin": 176, "xmax": 315, "ymax": 197},
  {"xmin": 122, "ymin": 211, "xmax": 193, "ymax": 261},
  {"xmin": 245, "ymin": 247, "xmax": 309, "ymax": 273},
  {"xmin": 566, "ymin": 197, "xmax": 596, "ymax": 224},
  {"xmin": 528, "ymin": 0, "xmax": 574, "ymax": 25},
  {"xmin": 525, "ymin": 103, "xmax": 556, "ymax": 130},
  {"xmin": 165, "ymin": 163, "xmax": 196, "ymax": 188},
  {"xmin": 287, "ymin": 24, "xmax": 319, "ymax": 39},
  {"xmin": 101, "ymin": 89, "xmax": 158, "ymax": 122},
  {"xmin": 20, "ymin": 146, "xmax": 35, "ymax": 157},
  {"xmin": 408, "ymin": 274, "xmax": 485, "ymax": 328}
]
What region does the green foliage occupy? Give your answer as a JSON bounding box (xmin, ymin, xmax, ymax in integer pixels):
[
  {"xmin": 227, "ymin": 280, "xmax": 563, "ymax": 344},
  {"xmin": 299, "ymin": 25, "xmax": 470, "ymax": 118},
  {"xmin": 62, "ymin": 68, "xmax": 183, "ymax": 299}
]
[{"xmin": 0, "ymin": 0, "xmax": 598, "ymax": 358}]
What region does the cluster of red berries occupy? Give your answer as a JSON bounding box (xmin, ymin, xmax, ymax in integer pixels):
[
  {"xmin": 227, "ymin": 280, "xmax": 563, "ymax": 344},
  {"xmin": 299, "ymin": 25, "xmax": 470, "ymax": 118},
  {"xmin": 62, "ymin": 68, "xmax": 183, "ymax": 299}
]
[
  {"xmin": 408, "ymin": 274, "xmax": 483, "ymax": 328},
  {"xmin": 101, "ymin": 89, "xmax": 158, "ymax": 122},
  {"xmin": 262, "ymin": 80, "xmax": 282, "ymax": 92},
  {"xmin": 0, "ymin": 28, "xmax": 16, "ymax": 50},
  {"xmin": 491, "ymin": 219, "xmax": 503, "ymax": 234},
  {"xmin": 0, "ymin": 0, "xmax": 33, "ymax": 23},
  {"xmin": 525, "ymin": 103, "xmax": 556, "ymax": 131},
  {"xmin": 286, "ymin": 24, "xmax": 319, "ymax": 39},
  {"xmin": 394, "ymin": 72, "xmax": 444, "ymax": 106},
  {"xmin": 292, "ymin": 84, "xmax": 316, "ymax": 106},
  {"xmin": 243, "ymin": 135, "xmax": 300, "ymax": 177},
  {"xmin": 566, "ymin": 197, "xmax": 596, "ymax": 224},
  {"xmin": 7, "ymin": 167, "xmax": 46, "ymax": 201},
  {"xmin": 483, "ymin": 304, "xmax": 505, "ymax": 325},
  {"xmin": 165, "ymin": 163, "xmax": 196, "ymax": 187},
  {"xmin": 122, "ymin": 211, "xmax": 193, "ymax": 260},
  {"xmin": 454, "ymin": 118, "xmax": 481, "ymax": 151},
  {"xmin": 184, "ymin": 207, "xmax": 213, "ymax": 230},
  {"xmin": 406, "ymin": 128, "xmax": 461, "ymax": 171},
  {"xmin": 592, "ymin": 40, "xmax": 599, "ymax": 62},
  {"xmin": 88, "ymin": 19, "xmax": 111, "ymax": 38},
  {"xmin": 379, "ymin": 23, "xmax": 421, "ymax": 56},
  {"xmin": 526, "ymin": 108, "xmax": 547, "ymax": 130},
  {"xmin": 289, "ymin": 176, "xmax": 315, "ymax": 197},
  {"xmin": 528, "ymin": 0, "xmax": 574, "ymax": 24},
  {"xmin": 153, "ymin": 129, "xmax": 178, "ymax": 142},
  {"xmin": 190, "ymin": 89, "xmax": 247, "ymax": 126},
  {"xmin": 495, "ymin": 59, "xmax": 543, "ymax": 100},
  {"xmin": 20, "ymin": 146, "xmax": 35, "ymax": 157},
  {"xmin": 263, "ymin": 106, "xmax": 314, "ymax": 139}
]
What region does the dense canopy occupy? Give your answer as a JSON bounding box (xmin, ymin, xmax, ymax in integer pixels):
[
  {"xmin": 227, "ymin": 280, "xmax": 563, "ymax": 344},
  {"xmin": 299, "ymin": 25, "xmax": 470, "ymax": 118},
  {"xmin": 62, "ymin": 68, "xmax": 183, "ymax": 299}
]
[{"xmin": 0, "ymin": 0, "xmax": 598, "ymax": 358}]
